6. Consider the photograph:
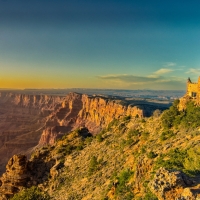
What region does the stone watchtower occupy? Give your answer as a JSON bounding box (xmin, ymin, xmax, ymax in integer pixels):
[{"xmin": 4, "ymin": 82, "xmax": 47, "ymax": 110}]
[
  {"xmin": 186, "ymin": 77, "xmax": 199, "ymax": 98},
  {"xmin": 179, "ymin": 77, "xmax": 200, "ymax": 110}
]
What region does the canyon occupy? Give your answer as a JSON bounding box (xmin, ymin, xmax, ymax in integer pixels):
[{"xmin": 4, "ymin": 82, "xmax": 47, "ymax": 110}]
[
  {"xmin": 0, "ymin": 91, "xmax": 169, "ymax": 175},
  {"xmin": 0, "ymin": 90, "xmax": 200, "ymax": 199}
]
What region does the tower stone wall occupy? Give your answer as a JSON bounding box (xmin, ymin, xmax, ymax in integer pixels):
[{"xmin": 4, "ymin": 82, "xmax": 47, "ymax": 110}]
[
  {"xmin": 186, "ymin": 78, "xmax": 198, "ymax": 98},
  {"xmin": 179, "ymin": 77, "xmax": 200, "ymax": 110}
]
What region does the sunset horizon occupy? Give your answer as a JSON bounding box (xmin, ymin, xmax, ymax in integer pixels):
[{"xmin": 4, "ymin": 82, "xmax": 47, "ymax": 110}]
[{"xmin": 1, "ymin": 0, "xmax": 200, "ymax": 90}]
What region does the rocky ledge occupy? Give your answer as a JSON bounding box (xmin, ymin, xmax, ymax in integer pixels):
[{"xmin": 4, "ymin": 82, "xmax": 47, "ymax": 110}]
[{"xmin": 149, "ymin": 167, "xmax": 200, "ymax": 200}]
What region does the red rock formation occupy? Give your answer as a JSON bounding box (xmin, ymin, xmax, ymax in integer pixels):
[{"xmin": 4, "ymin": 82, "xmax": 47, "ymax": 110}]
[
  {"xmin": 39, "ymin": 93, "xmax": 144, "ymax": 145},
  {"xmin": 0, "ymin": 92, "xmax": 144, "ymax": 173},
  {"xmin": 149, "ymin": 167, "xmax": 193, "ymax": 200},
  {"xmin": 0, "ymin": 153, "xmax": 56, "ymax": 199},
  {"xmin": 0, "ymin": 93, "xmax": 63, "ymax": 175},
  {"xmin": 0, "ymin": 155, "xmax": 29, "ymax": 199}
]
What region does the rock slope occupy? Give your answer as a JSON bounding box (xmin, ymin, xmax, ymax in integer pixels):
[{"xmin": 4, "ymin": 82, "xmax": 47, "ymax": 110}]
[{"xmin": 1, "ymin": 107, "xmax": 200, "ymax": 199}]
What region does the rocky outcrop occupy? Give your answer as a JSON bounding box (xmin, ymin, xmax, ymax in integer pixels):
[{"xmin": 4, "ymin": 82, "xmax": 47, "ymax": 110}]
[
  {"xmin": 77, "ymin": 94, "xmax": 143, "ymax": 131},
  {"xmin": 0, "ymin": 93, "xmax": 63, "ymax": 174},
  {"xmin": 0, "ymin": 152, "xmax": 56, "ymax": 199},
  {"xmin": 0, "ymin": 155, "xmax": 29, "ymax": 199},
  {"xmin": 133, "ymin": 156, "xmax": 153, "ymax": 194},
  {"xmin": 39, "ymin": 93, "xmax": 144, "ymax": 145},
  {"xmin": 149, "ymin": 167, "xmax": 194, "ymax": 200},
  {"xmin": 39, "ymin": 126, "xmax": 70, "ymax": 145}
]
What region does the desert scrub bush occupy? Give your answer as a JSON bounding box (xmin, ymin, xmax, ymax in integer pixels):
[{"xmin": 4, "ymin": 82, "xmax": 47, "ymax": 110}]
[
  {"xmin": 161, "ymin": 100, "xmax": 200, "ymax": 129},
  {"xmin": 141, "ymin": 146, "xmax": 146, "ymax": 154},
  {"xmin": 118, "ymin": 122, "xmax": 126, "ymax": 130},
  {"xmin": 96, "ymin": 133, "xmax": 104, "ymax": 142},
  {"xmin": 184, "ymin": 147, "xmax": 200, "ymax": 175},
  {"xmin": 141, "ymin": 131, "xmax": 149, "ymax": 140},
  {"xmin": 127, "ymin": 129, "xmax": 141, "ymax": 137},
  {"xmin": 123, "ymin": 115, "xmax": 131, "ymax": 121},
  {"xmin": 84, "ymin": 136, "xmax": 93, "ymax": 145},
  {"xmin": 115, "ymin": 169, "xmax": 134, "ymax": 199},
  {"xmin": 107, "ymin": 119, "xmax": 120, "ymax": 131},
  {"xmin": 76, "ymin": 140, "xmax": 85, "ymax": 150},
  {"xmin": 143, "ymin": 188, "xmax": 158, "ymax": 200},
  {"xmin": 11, "ymin": 186, "xmax": 50, "ymax": 200},
  {"xmin": 155, "ymin": 147, "xmax": 200, "ymax": 175},
  {"xmin": 147, "ymin": 151, "xmax": 158, "ymax": 159},
  {"xmin": 56, "ymin": 144, "xmax": 73, "ymax": 155},
  {"xmin": 180, "ymin": 101, "xmax": 200, "ymax": 128},
  {"xmin": 88, "ymin": 156, "xmax": 99, "ymax": 175},
  {"xmin": 160, "ymin": 130, "xmax": 174, "ymax": 141},
  {"xmin": 155, "ymin": 148, "xmax": 187, "ymax": 171},
  {"xmin": 161, "ymin": 99, "xmax": 180, "ymax": 128},
  {"xmin": 100, "ymin": 128, "xmax": 107, "ymax": 135}
]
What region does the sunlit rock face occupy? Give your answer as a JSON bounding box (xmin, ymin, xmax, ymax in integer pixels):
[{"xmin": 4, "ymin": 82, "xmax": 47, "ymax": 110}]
[
  {"xmin": 0, "ymin": 92, "xmax": 144, "ymax": 174},
  {"xmin": 0, "ymin": 92, "xmax": 63, "ymax": 175},
  {"xmin": 39, "ymin": 93, "xmax": 144, "ymax": 145}
]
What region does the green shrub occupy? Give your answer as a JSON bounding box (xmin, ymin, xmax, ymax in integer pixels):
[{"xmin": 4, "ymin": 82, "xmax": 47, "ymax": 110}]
[
  {"xmin": 85, "ymin": 136, "xmax": 93, "ymax": 145},
  {"xmin": 147, "ymin": 151, "xmax": 158, "ymax": 159},
  {"xmin": 180, "ymin": 101, "xmax": 200, "ymax": 128},
  {"xmin": 115, "ymin": 169, "xmax": 134, "ymax": 199},
  {"xmin": 96, "ymin": 133, "xmax": 104, "ymax": 142},
  {"xmin": 141, "ymin": 146, "xmax": 146, "ymax": 154},
  {"xmin": 76, "ymin": 141, "xmax": 84, "ymax": 150},
  {"xmin": 161, "ymin": 100, "xmax": 200, "ymax": 129},
  {"xmin": 123, "ymin": 115, "xmax": 131, "ymax": 121},
  {"xmin": 11, "ymin": 186, "xmax": 50, "ymax": 200},
  {"xmin": 107, "ymin": 119, "xmax": 120, "ymax": 131},
  {"xmin": 184, "ymin": 147, "xmax": 200, "ymax": 175},
  {"xmin": 100, "ymin": 128, "xmax": 107, "ymax": 135},
  {"xmin": 141, "ymin": 131, "xmax": 149, "ymax": 140},
  {"xmin": 127, "ymin": 129, "xmax": 140, "ymax": 137},
  {"xmin": 118, "ymin": 122, "xmax": 126, "ymax": 130},
  {"xmin": 155, "ymin": 147, "xmax": 200, "ymax": 175},
  {"xmin": 155, "ymin": 148, "xmax": 187, "ymax": 171},
  {"xmin": 161, "ymin": 100, "xmax": 180, "ymax": 129},
  {"xmin": 88, "ymin": 156, "xmax": 99, "ymax": 175},
  {"xmin": 160, "ymin": 130, "xmax": 174, "ymax": 141},
  {"xmin": 65, "ymin": 145, "xmax": 73, "ymax": 155},
  {"xmin": 143, "ymin": 189, "xmax": 158, "ymax": 200}
]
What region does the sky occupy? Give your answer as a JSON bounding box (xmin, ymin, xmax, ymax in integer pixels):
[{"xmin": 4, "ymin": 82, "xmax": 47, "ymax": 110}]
[{"xmin": 1, "ymin": 0, "xmax": 200, "ymax": 90}]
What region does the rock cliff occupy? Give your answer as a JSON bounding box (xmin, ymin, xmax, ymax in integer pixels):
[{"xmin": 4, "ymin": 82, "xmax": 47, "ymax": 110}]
[
  {"xmin": 0, "ymin": 92, "xmax": 63, "ymax": 175},
  {"xmin": 1, "ymin": 99, "xmax": 200, "ymax": 199},
  {"xmin": 0, "ymin": 91, "xmax": 167, "ymax": 180},
  {"xmin": 39, "ymin": 93, "xmax": 144, "ymax": 145}
]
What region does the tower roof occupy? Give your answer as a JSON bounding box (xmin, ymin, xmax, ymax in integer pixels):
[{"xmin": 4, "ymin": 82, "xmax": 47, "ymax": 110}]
[{"xmin": 187, "ymin": 77, "xmax": 191, "ymax": 83}]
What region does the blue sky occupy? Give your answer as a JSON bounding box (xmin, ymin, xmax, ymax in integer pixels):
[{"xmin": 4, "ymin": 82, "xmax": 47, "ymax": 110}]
[{"xmin": 1, "ymin": 0, "xmax": 200, "ymax": 89}]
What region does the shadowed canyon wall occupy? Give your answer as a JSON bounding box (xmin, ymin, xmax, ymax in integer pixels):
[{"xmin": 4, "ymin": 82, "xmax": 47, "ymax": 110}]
[{"xmin": 0, "ymin": 92, "xmax": 63, "ymax": 174}]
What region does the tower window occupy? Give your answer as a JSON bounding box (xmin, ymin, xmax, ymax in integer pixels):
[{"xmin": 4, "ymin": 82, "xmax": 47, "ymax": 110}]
[{"xmin": 192, "ymin": 92, "xmax": 197, "ymax": 97}]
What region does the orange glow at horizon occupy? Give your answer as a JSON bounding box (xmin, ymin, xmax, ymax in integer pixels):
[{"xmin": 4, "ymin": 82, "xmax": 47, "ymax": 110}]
[{"xmin": 0, "ymin": 76, "xmax": 104, "ymax": 89}]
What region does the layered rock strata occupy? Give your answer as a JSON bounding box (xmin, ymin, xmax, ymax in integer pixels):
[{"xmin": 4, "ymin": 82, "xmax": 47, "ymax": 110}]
[
  {"xmin": 39, "ymin": 93, "xmax": 144, "ymax": 145},
  {"xmin": 0, "ymin": 92, "xmax": 144, "ymax": 173},
  {"xmin": 0, "ymin": 93, "xmax": 63, "ymax": 174}
]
